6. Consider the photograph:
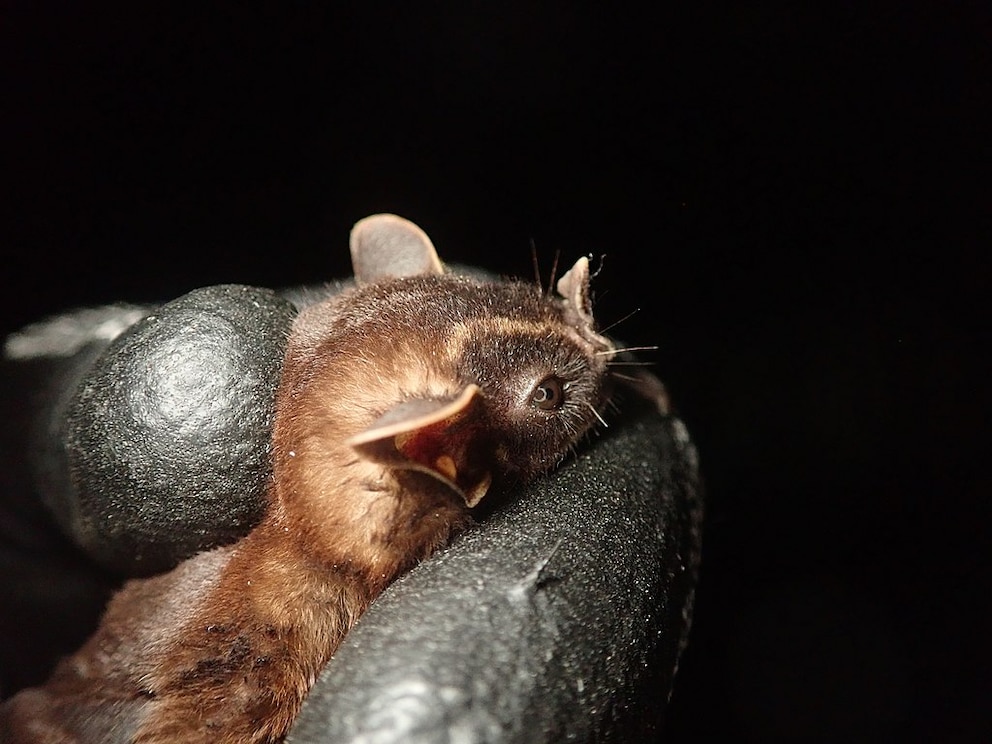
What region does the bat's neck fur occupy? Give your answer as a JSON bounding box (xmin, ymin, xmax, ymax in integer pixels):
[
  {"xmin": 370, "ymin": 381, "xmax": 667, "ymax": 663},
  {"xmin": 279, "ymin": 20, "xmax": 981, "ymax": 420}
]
[
  {"xmin": 126, "ymin": 471, "xmax": 467, "ymax": 743},
  {"xmin": 269, "ymin": 296, "xmax": 473, "ymax": 582}
]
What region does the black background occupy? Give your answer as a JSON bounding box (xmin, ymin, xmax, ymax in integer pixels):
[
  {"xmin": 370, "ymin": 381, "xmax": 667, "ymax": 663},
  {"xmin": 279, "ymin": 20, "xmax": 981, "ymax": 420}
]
[{"xmin": 2, "ymin": 4, "xmax": 988, "ymax": 741}]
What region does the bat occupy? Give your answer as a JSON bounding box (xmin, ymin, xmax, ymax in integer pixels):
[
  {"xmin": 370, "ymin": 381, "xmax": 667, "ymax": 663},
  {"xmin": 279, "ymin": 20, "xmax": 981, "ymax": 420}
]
[{"xmin": 0, "ymin": 214, "xmax": 626, "ymax": 743}]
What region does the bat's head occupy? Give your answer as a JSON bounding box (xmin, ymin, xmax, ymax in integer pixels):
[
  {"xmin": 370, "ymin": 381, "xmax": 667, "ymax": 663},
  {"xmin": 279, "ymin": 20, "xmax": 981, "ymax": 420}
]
[{"xmin": 335, "ymin": 214, "xmax": 616, "ymax": 508}]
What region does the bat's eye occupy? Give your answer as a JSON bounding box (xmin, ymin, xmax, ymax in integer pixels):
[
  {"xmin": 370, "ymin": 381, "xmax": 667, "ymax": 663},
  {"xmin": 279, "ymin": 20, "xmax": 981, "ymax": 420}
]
[{"xmin": 530, "ymin": 376, "xmax": 565, "ymax": 410}]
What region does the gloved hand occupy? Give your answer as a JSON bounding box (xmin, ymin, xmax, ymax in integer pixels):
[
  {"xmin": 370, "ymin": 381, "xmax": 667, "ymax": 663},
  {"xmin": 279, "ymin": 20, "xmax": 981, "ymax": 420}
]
[{"xmin": 0, "ymin": 277, "xmax": 702, "ymax": 742}]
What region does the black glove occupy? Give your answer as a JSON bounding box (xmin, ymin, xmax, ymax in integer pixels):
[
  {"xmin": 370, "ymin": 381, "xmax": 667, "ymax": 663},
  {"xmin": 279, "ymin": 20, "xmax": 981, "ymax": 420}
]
[{"xmin": 0, "ymin": 279, "xmax": 702, "ymax": 741}]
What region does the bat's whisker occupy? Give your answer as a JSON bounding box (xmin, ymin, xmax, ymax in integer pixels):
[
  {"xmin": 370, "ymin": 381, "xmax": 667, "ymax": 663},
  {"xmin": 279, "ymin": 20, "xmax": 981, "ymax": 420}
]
[
  {"xmin": 608, "ymin": 371, "xmax": 646, "ymax": 383},
  {"xmin": 596, "ymin": 345, "xmax": 659, "ymax": 356},
  {"xmin": 599, "ymin": 308, "xmax": 641, "ymax": 334},
  {"xmin": 584, "ymin": 401, "xmax": 609, "ymax": 428},
  {"xmin": 545, "ymin": 248, "xmax": 561, "ymax": 298}
]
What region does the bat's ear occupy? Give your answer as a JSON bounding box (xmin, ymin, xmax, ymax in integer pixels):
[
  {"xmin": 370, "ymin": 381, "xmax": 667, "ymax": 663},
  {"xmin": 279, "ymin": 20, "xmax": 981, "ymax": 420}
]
[
  {"xmin": 350, "ymin": 214, "xmax": 445, "ymax": 286},
  {"xmin": 345, "ymin": 385, "xmax": 492, "ymax": 507},
  {"xmin": 556, "ymin": 256, "xmax": 593, "ymax": 325},
  {"xmin": 557, "ymin": 256, "xmax": 612, "ymax": 350}
]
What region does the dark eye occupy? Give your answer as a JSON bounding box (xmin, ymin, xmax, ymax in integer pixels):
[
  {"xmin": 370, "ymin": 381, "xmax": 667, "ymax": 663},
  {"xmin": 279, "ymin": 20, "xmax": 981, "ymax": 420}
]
[{"xmin": 530, "ymin": 376, "xmax": 565, "ymax": 410}]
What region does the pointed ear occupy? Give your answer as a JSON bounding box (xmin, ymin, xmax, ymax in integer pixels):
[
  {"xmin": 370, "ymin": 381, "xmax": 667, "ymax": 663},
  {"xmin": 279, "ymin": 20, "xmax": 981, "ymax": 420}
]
[
  {"xmin": 556, "ymin": 256, "xmax": 594, "ymax": 327},
  {"xmin": 345, "ymin": 385, "xmax": 492, "ymax": 507},
  {"xmin": 349, "ymin": 214, "xmax": 445, "ymax": 286},
  {"xmin": 556, "ymin": 256, "xmax": 614, "ymax": 351}
]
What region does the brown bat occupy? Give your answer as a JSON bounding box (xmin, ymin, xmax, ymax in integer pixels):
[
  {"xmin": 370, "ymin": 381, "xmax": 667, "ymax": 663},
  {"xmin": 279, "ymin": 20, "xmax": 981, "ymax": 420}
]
[{"xmin": 0, "ymin": 214, "xmax": 621, "ymax": 743}]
